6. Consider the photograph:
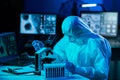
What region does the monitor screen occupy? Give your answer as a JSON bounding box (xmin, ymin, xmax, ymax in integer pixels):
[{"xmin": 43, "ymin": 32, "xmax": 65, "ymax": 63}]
[
  {"xmin": 0, "ymin": 32, "xmax": 17, "ymax": 58},
  {"xmin": 20, "ymin": 13, "xmax": 56, "ymax": 35},
  {"xmin": 80, "ymin": 12, "xmax": 118, "ymax": 37}
]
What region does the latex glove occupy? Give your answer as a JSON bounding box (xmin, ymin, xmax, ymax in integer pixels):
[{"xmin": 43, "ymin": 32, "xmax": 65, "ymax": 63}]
[
  {"xmin": 66, "ymin": 61, "xmax": 76, "ymax": 74},
  {"xmin": 32, "ymin": 40, "xmax": 44, "ymax": 51}
]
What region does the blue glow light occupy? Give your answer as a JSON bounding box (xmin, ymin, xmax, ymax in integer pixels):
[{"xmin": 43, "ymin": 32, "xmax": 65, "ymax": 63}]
[{"xmin": 81, "ymin": 4, "xmax": 97, "ymax": 7}]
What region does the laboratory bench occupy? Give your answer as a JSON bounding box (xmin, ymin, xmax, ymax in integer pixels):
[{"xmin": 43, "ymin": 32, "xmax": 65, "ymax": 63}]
[{"xmin": 0, "ymin": 64, "xmax": 89, "ymax": 80}]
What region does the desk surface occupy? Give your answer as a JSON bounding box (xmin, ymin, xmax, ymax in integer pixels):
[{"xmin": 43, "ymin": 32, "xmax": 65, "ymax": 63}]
[{"xmin": 0, "ymin": 65, "xmax": 89, "ymax": 80}]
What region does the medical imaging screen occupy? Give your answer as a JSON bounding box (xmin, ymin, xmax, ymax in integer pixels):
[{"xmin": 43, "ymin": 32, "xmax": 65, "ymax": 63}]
[
  {"xmin": 81, "ymin": 12, "xmax": 118, "ymax": 37},
  {"xmin": 20, "ymin": 13, "xmax": 56, "ymax": 35}
]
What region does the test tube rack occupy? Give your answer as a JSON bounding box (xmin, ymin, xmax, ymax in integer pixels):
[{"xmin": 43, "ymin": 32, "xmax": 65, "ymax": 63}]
[{"xmin": 44, "ymin": 63, "xmax": 69, "ymax": 80}]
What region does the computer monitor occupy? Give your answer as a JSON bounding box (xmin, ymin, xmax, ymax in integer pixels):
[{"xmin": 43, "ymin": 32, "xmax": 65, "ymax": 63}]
[
  {"xmin": 80, "ymin": 12, "xmax": 118, "ymax": 37},
  {"xmin": 0, "ymin": 32, "xmax": 17, "ymax": 58},
  {"xmin": 20, "ymin": 13, "xmax": 56, "ymax": 35}
]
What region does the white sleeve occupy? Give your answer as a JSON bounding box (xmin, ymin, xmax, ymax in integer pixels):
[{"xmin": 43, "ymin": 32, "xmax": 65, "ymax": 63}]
[
  {"xmin": 75, "ymin": 47, "xmax": 109, "ymax": 80},
  {"xmin": 53, "ymin": 36, "xmax": 67, "ymax": 61},
  {"xmin": 75, "ymin": 38, "xmax": 111, "ymax": 80}
]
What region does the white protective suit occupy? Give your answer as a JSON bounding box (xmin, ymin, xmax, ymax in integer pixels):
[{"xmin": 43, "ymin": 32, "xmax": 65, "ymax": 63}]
[{"xmin": 53, "ymin": 16, "xmax": 111, "ymax": 80}]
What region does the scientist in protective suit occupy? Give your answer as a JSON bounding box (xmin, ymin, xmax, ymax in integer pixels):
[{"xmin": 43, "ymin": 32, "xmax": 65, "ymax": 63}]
[{"xmin": 53, "ymin": 16, "xmax": 111, "ymax": 80}]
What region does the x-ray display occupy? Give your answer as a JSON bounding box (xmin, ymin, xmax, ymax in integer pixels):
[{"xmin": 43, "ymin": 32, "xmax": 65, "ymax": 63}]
[
  {"xmin": 20, "ymin": 13, "xmax": 56, "ymax": 35},
  {"xmin": 81, "ymin": 12, "xmax": 118, "ymax": 37}
]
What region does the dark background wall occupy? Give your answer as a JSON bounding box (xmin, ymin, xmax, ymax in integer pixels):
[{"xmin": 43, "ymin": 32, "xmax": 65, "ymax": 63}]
[
  {"xmin": 0, "ymin": 0, "xmax": 23, "ymax": 32},
  {"xmin": 0, "ymin": 0, "xmax": 120, "ymax": 54},
  {"xmin": 1, "ymin": 0, "xmax": 120, "ymax": 32}
]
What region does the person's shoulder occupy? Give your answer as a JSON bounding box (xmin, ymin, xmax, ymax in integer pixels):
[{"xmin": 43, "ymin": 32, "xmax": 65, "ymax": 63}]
[
  {"xmin": 96, "ymin": 35, "xmax": 109, "ymax": 43},
  {"xmin": 88, "ymin": 34, "xmax": 106, "ymax": 44},
  {"xmin": 90, "ymin": 33, "xmax": 107, "ymax": 41},
  {"xmin": 90, "ymin": 34, "xmax": 110, "ymax": 46}
]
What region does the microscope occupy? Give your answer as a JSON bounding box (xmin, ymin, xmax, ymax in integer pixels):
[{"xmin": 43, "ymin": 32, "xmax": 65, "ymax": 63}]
[{"xmin": 34, "ymin": 47, "xmax": 69, "ymax": 79}]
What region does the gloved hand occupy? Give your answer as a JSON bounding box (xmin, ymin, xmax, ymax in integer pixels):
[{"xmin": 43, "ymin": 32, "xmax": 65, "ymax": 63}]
[
  {"xmin": 66, "ymin": 61, "xmax": 76, "ymax": 74},
  {"xmin": 32, "ymin": 40, "xmax": 44, "ymax": 51}
]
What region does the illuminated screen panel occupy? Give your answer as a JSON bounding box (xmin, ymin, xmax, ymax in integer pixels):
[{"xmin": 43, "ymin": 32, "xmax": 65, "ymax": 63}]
[
  {"xmin": 81, "ymin": 12, "xmax": 118, "ymax": 37},
  {"xmin": 20, "ymin": 13, "xmax": 56, "ymax": 35},
  {"xmin": 0, "ymin": 32, "xmax": 17, "ymax": 58}
]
